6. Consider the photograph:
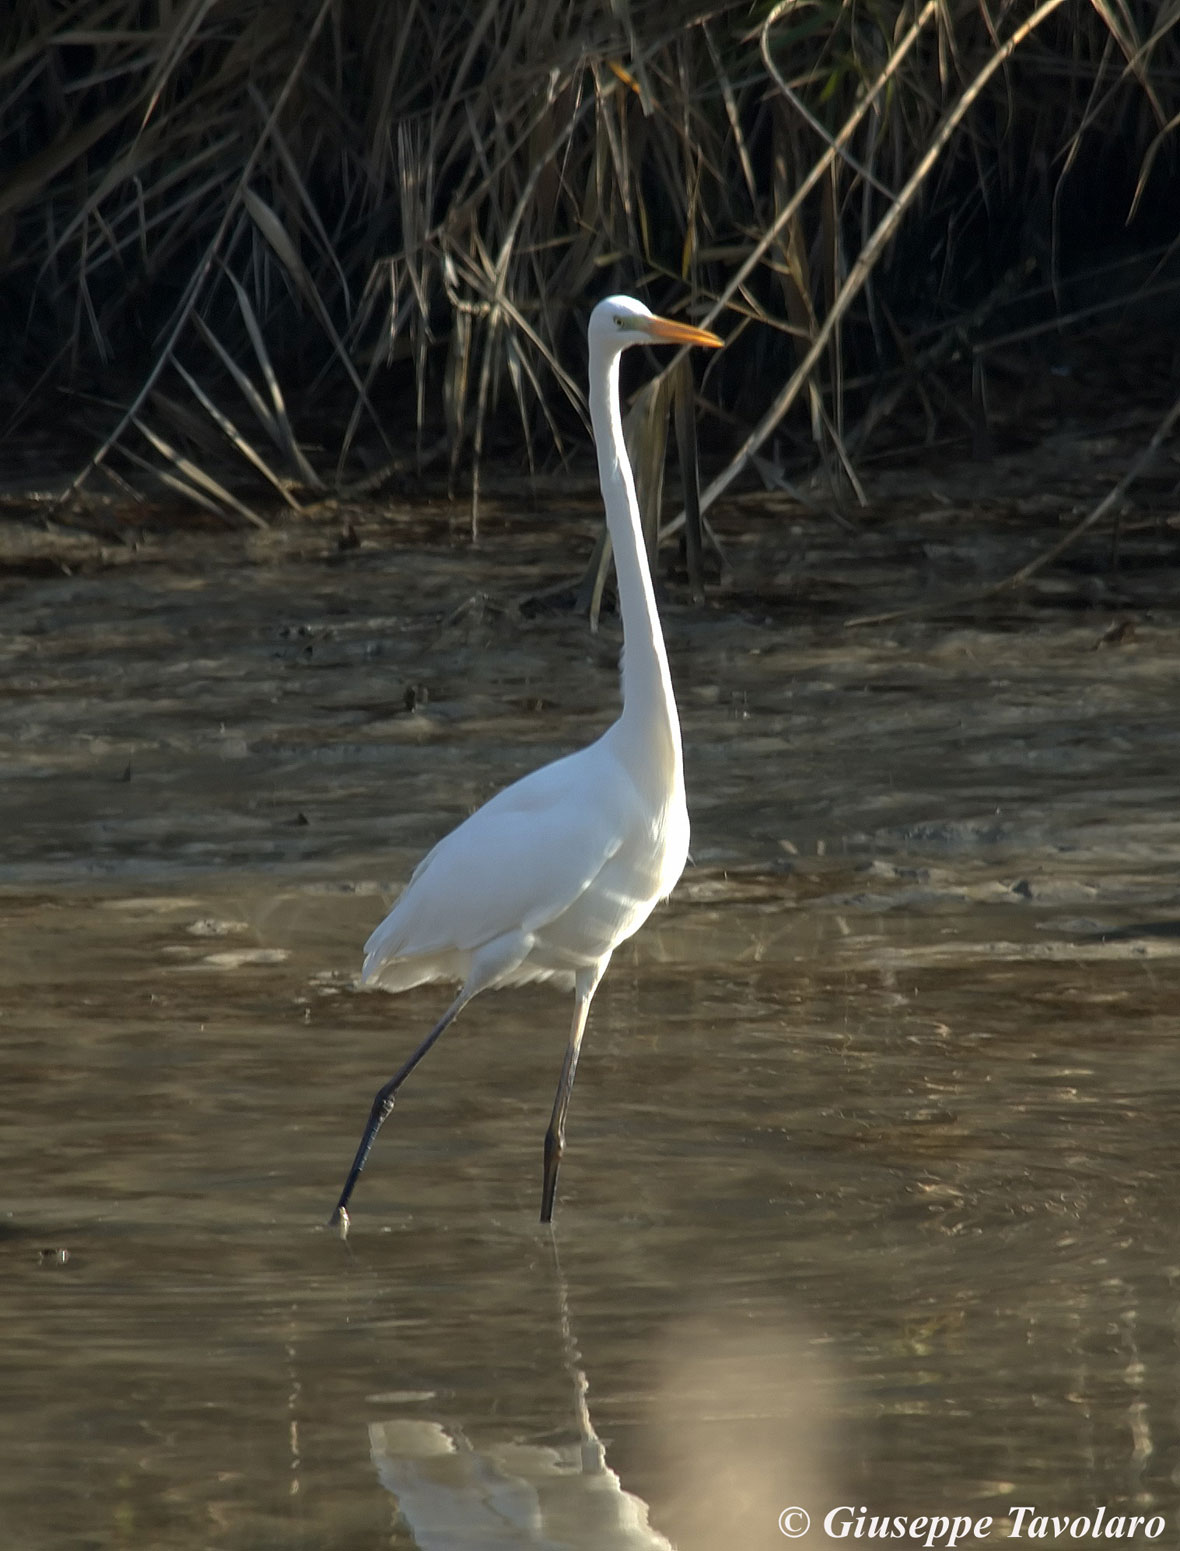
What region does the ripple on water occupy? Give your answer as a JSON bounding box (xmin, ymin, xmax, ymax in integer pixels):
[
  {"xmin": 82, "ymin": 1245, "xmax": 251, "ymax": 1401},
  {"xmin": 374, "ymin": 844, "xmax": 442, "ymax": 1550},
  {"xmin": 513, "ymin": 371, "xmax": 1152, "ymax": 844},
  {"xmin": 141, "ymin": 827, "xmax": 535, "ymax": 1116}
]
[{"xmin": 3, "ymin": 518, "xmax": 1180, "ymax": 1545}]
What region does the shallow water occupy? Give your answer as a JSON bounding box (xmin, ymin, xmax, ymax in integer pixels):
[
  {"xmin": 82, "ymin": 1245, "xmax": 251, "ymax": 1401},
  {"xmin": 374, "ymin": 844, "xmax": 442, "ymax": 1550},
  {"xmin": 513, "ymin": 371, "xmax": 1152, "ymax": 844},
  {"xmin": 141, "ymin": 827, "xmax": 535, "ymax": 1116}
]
[{"xmin": 3, "ymin": 505, "xmax": 1180, "ymax": 1549}]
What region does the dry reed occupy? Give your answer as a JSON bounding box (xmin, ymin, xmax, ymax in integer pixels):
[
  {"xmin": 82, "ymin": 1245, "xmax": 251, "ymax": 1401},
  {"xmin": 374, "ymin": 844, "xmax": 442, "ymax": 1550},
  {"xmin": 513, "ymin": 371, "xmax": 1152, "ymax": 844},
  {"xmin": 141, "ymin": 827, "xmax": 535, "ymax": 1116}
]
[{"xmin": 1, "ymin": 1, "xmax": 1178, "ymax": 527}]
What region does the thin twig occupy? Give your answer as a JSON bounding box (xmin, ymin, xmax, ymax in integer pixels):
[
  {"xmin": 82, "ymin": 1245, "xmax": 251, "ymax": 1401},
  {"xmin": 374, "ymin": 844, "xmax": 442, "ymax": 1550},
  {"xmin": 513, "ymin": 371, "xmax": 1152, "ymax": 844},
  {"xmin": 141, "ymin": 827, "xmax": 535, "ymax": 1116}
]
[{"xmin": 680, "ymin": 0, "xmax": 1069, "ymax": 537}]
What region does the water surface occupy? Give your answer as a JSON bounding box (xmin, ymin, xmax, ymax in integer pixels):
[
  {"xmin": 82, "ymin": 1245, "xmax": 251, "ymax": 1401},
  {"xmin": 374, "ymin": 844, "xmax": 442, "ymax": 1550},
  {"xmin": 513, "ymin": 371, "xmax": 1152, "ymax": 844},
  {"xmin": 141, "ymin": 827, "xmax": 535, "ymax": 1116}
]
[{"xmin": 2, "ymin": 502, "xmax": 1179, "ymax": 1548}]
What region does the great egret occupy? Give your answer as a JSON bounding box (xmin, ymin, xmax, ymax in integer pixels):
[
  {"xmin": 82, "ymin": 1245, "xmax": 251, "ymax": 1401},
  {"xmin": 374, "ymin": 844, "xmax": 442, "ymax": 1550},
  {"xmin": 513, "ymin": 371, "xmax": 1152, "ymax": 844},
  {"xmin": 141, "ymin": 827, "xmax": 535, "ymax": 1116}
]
[{"xmin": 331, "ymin": 295, "xmax": 722, "ymax": 1229}]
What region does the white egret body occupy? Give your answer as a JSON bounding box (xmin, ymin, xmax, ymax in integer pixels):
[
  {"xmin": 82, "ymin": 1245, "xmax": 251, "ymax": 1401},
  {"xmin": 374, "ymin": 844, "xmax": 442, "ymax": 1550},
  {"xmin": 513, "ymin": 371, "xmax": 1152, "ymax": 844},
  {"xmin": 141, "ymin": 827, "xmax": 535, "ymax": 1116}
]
[{"xmin": 331, "ymin": 296, "xmax": 722, "ymax": 1228}]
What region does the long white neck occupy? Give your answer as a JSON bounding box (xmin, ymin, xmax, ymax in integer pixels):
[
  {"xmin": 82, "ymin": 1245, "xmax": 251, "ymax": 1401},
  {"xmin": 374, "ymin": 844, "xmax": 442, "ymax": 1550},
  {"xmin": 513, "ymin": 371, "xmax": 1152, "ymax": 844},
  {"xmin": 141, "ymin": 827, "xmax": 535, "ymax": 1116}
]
[{"xmin": 589, "ymin": 338, "xmax": 683, "ymax": 788}]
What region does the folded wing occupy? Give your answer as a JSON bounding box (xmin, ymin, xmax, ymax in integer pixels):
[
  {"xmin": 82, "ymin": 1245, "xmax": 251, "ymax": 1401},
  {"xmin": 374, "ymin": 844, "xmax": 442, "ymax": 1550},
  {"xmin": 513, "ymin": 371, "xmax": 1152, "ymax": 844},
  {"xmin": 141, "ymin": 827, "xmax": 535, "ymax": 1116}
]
[{"xmin": 363, "ymin": 746, "xmax": 630, "ymax": 981}]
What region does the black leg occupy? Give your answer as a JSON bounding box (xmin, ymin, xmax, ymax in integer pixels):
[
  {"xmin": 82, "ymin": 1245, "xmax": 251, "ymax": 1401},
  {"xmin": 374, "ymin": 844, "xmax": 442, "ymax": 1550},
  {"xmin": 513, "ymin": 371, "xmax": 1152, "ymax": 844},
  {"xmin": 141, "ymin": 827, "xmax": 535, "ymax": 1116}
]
[
  {"xmin": 330, "ymin": 991, "xmax": 465, "ymax": 1230},
  {"xmin": 540, "ymin": 975, "xmax": 600, "ymax": 1224}
]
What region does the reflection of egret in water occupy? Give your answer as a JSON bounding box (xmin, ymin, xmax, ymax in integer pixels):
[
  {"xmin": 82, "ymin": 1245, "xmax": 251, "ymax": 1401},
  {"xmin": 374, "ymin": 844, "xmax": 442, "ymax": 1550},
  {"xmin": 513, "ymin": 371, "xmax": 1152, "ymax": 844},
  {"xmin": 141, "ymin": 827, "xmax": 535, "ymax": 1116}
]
[
  {"xmin": 368, "ymin": 1416, "xmax": 673, "ymax": 1551},
  {"xmin": 368, "ymin": 1240, "xmax": 674, "ymax": 1550},
  {"xmin": 368, "ymin": 1242, "xmax": 842, "ymax": 1550}
]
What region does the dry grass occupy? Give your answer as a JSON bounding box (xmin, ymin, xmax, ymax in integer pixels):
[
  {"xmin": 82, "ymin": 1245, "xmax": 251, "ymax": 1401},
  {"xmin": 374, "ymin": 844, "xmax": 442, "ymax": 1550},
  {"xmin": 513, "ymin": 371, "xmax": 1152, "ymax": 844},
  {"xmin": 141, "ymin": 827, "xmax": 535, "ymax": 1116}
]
[{"xmin": 2, "ymin": 0, "xmax": 1179, "ymax": 531}]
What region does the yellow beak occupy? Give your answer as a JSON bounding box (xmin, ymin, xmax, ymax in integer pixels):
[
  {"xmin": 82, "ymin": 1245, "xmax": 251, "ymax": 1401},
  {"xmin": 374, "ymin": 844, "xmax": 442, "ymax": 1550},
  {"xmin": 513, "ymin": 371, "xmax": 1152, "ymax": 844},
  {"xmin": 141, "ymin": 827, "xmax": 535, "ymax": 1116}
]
[{"xmin": 643, "ymin": 314, "xmax": 723, "ymax": 349}]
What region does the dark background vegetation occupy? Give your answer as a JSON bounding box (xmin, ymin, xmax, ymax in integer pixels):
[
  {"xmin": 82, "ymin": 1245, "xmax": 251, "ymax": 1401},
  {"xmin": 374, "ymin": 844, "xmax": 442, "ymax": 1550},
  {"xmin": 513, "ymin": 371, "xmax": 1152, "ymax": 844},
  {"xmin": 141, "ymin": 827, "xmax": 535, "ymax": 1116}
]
[{"xmin": 2, "ymin": 0, "xmax": 1179, "ymax": 560}]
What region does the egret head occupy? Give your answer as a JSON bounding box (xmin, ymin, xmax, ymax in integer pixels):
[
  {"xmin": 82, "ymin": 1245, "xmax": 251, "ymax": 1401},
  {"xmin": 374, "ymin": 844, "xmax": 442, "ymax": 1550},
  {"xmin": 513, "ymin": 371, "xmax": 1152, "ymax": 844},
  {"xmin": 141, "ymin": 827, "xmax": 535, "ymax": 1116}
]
[{"xmin": 590, "ymin": 295, "xmax": 722, "ymax": 353}]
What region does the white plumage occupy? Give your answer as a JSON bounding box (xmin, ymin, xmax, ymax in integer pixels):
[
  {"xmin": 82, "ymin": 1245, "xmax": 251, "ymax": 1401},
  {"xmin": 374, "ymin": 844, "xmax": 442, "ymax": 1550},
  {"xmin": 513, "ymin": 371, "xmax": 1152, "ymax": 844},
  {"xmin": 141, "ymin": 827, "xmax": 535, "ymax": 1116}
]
[
  {"xmin": 361, "ymin": 738, "xmax": 683, "ymax": 993},
  {"xmin": 330, "ymin": 295, "xmax": 721, "ymax": 1229}
]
